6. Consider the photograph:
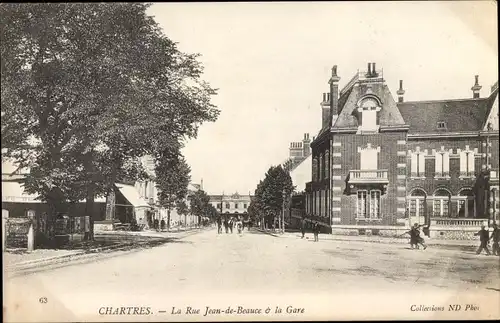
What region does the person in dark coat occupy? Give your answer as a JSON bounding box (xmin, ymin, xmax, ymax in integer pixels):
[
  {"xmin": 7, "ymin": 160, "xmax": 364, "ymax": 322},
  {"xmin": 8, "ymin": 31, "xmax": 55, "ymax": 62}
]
[
  {"xmin": 300, "ymin": 217, "xmax": 307, "ymax": 239},
  {"xmin": 313, "ymin": 222, "xmax": 320, "ymax": 242},
  {"xmin": 217, "ymin": 216, "xmax": 222, "ymax": 234},
  {"xmin": 475, "ymin": 225, "xmax": 491, "ymax": 255},
  {"xmin": 491, "ymin": 223, "xmax": 499, "ymax": 256},
  {"xmin": 224, "ymin": 217, "xmax": 229, "ymax": 234},
  {"xmin": 405, "ymin": 224, "xmax": 419, "ymax": 249}
]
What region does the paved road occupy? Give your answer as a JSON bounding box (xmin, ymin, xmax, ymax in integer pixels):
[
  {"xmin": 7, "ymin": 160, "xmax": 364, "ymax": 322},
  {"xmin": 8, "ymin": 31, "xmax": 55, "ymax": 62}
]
[{"xmin": 4, "ymin": 228, "xmax": 499, "ymax": 322}]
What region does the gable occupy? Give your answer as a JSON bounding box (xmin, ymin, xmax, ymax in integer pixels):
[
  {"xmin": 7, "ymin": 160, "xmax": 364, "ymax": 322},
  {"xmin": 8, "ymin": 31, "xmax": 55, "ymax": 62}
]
[
  {"xmin": 333, "ymin": 82, "xmax": 406, "ymax": 129},
  {"xmin": 483, "ymin": 91, "xmax": 498, "ymax": 131}
]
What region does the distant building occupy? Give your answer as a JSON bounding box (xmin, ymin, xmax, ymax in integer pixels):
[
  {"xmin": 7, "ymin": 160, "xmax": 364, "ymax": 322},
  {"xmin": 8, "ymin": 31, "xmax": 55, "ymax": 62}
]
[
  {"xmin": 303, "ymin": 63, "xmax": 498, "ymax": 238},
  {"xmin": 1, "ymin": 155, "xmax": 200, "ymax": 229},
  {"xmin": 283, "ymin": 133, "xmax": 312, "ymax": 172},
  {"xmin": 209, "ymin": 192, "xmax": 253, "ymax": 218}
]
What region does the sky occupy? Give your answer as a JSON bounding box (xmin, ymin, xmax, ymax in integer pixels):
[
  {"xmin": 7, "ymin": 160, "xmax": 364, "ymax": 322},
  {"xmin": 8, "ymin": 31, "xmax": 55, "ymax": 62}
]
[{"xmin": 147, "ymin": 1, "xmax": 498, "ymax": 196}]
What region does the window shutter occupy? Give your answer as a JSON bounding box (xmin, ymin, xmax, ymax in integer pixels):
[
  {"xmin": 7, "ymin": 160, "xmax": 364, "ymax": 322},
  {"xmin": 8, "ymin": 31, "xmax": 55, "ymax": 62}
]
[
  {"xmin": 411, "ymin": 153, "xmax": 417, "ymax": 175},
  {"xmin": 467, "ymin": 151, "xmax": 475, "ymax": 174},
  {"xmin": 435, "ymin": 152, "xmax": 442, "ymax": 175},
  {"xmin": 459, "ymin": 151, "xmax": 466, "ymax": 174},
  {"xmin": 443, "ymin": 152, "xmax": 450, "ymax": 174},
  {"xmin": 418, "ymin": 153, "xmax": 425, "ymax": 176}
]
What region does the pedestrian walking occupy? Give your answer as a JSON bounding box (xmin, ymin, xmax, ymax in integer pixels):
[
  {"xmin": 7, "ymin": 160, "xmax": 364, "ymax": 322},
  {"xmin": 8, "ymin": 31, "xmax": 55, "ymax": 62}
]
[
  {"xmin": 236, "ymin": 216, "xmax": 243, "ymax": 234},
  {"xmin": 224, "ymin": 217, "xmax": 229, "ymax": 234},
  {"xmin": 217, "ymin": 216, "xmax": 222, "ymax": 234},
  {"xmin": 300, "ymin": 217, "xmax": 307, "ymax": 239},
  {"xmin": 229, "ymin": 217, "xmax": 234, "ymax": 234},
  {"xmin": 491, "ymin": 223, "xmax": 499, "ymax": 256},
  {"xmin": 404, "ymin": 223, "xmax": 426, "ymax": 250},
  {"xmin": 475, "ymin": 225, "xmax": 491, "ymax": 255},
  {"xmin": 313, "ymin": 222, "xmax": 320, "ymax": 242}
]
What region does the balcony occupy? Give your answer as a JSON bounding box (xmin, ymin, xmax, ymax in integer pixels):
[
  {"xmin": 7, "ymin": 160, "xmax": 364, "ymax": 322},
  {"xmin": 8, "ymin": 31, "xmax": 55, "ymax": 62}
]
[{"xmin": 348, "ymin": 169, "xmax": 389, "ymax": 184}]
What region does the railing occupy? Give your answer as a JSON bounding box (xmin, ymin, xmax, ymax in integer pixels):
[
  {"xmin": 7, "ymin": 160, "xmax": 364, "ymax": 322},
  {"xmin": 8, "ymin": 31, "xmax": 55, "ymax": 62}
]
[
  {"xmin": 348, "ymin": 169, "xmax": 389, "ymax": 184},
  {"xmin": 431, "ymin": 218, "xmax": 487, "ymax": 227}
]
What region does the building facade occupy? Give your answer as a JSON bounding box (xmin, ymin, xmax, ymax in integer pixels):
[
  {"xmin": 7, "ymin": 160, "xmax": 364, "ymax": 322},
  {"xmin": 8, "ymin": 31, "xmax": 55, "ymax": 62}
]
[
  {"xmin": 209, "ymin": 192, "xmax": 253, "ymax": 218},
  {"xmin": 1, "ymin": 155, "xmax": 201, "ymax": 230},
  {"xmin": 283, "ymin": 133, "xmax": 312, "ymax": 172},
  {"xmin": 305, "ymin": 63, "xmax": 499, "ymax": 238}
]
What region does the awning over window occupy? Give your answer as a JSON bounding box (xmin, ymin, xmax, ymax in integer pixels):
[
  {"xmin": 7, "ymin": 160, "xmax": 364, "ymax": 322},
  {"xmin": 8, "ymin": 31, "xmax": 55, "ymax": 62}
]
[
  {"xmin": 116, "ymin": 183, "xmax": 149, "ymax": 208},
  {"xmin": 2, "ymin": 181, "xmax": 106, "ymax": 204}
]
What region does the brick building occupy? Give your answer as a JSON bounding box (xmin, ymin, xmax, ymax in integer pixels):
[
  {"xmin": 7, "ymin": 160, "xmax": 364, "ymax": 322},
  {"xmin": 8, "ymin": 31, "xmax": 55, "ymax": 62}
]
[{"xmin": 304, "ymin": 63, "xmax": 499, "ymax": 238}]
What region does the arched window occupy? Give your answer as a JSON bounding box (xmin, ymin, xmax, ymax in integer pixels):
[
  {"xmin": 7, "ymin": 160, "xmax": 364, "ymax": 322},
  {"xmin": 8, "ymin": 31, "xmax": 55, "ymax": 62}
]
[
  {"xmin": 433, "ymin": 189, "xmax": 451, "ymax": 217},
  {"xmin": 458, "ymin": 188, "xmax": 475, "ymax": 218},
  {"xmin": 409, "ymin": 189, "xmax": 426, "ymax": 220}
]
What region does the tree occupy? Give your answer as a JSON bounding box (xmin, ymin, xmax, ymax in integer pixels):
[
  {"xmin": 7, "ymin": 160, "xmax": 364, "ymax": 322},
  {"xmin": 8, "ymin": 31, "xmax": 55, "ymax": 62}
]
[
  {"xmin": 176, "ymin": 199, "xmax": 190, "ymax": 227},
  {"xmin": 1, "ymin": 3, "xmax": 219, "ymax": 240},
  {"xmin": 251, "ymin": 165, "xmax": 294, "ymax": 230},
  {"xmin": 156, "ymin": 149, "xmax": 191, "ymax": 231},
  {"xmin": 188, "ymin": 189, "xmax": 210, "ymax": 226}
]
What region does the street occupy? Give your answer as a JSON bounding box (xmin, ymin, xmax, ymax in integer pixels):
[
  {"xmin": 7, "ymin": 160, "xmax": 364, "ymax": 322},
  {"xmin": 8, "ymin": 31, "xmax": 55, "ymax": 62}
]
[{"xmin": 4, "ymin": 228, "xmax": 500, "ymax": 321}]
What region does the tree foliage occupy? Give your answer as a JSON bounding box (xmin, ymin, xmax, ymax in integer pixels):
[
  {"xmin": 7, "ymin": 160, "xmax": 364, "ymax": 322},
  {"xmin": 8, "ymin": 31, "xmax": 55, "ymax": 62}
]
[
  {"xmin": 187, "ymin": 189, "xmax": 211, "ymax": 225},
  {"xmin": 249, "ymin": 165, "xmax": 294, "ymax": 228},
  {"xmin": 1, "ymin": 3, "xmax": 219, "ymax": 233},
  {"xmin": 155, "ymin": 149, "xmax": 191, "ymax": 229}
]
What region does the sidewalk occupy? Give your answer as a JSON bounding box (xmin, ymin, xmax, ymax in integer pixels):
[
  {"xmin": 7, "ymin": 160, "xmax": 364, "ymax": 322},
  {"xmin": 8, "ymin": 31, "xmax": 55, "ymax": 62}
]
[
  {"xmin": 4, "ymin": 226, "xmax": 207, "ymax": 274},
  {"xmin": 255, "ymin": 228, "xmax": 480, "ymax": 249}
]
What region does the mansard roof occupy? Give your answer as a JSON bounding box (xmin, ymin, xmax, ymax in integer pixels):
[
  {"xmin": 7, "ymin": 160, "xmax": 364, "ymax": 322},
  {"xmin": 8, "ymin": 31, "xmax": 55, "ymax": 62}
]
[
  {"xmin": 332, "ymin": 82, "xmax": 407, "ymax": 129},
  {"xmin": 397, "ymin": 88, "xmax": 498, "ymax": 134}
]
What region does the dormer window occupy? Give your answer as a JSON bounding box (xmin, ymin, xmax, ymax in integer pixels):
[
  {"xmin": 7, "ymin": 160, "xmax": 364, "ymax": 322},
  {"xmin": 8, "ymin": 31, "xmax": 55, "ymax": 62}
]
[
  {"xmin": 437, "ymin": 121, "xmax": 447, "ymax": 129},
  {"xmin": 356, "ymin": 96, "xmax": 382, "ymax": 133}
]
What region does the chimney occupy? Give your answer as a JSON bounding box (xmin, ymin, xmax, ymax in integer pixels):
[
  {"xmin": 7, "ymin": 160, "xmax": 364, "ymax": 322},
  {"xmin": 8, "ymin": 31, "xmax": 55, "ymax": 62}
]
[
  {"xmin": 321, "ymin": 92, "xmax": 330, "ymax": 127},
  {"xmin": 367, "ymin": 63, "xmax": 372, "ymax": 77},
  {"xmin": 397, "ymin": 80, "xmax": 405, "ymax": 103},
  {"xmin": 302, "ymin": 133, "xmax": 311, "ymax": 157},
  {"xmin": 372, "ymin": 62, "xmax": 378, "ymax": 77},
  {"xmin": 471, "ymin": 75, "xmax": 482, "ymax": 98},
  {"xmin": 201, "ymin": 179, "xmax": 204, "ymax": 190},
  {"xmin": 327, "ymin": 65, "xmax": 341, "ymax": 125}
]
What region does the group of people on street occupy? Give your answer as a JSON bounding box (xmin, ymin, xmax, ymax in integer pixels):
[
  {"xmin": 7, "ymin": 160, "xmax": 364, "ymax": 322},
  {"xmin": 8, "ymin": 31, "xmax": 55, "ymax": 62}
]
[
  {"xmin": 300, "ymin": 217, "xmax": 321, "ymax": 242},
  {"xmin": 404, "ymin": 222, "xmax": 500, "ymax": 256},
  {"xmin": 216, "ymin": 215, "xmax": 243, "ymax": 234},
  {"xmin": 297, "ymin": 217, "xmax": 500, "ymax": 255}
]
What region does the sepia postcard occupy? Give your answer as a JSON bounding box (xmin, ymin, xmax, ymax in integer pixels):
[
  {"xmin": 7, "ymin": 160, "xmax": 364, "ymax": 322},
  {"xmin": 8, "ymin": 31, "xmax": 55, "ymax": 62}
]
[{"xmin": 2, "ymin": 1, "xmax": 499, "ymax": 322}]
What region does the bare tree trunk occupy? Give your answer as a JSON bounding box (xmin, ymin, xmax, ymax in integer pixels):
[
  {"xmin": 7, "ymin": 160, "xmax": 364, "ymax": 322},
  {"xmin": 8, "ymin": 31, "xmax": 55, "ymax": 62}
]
[
  {"xmin": 167, "ymin": 207, "xmax": 171, "ymax": 232},
  {"xmin": 85, "ymin": 188, "xmax": 95, "ymax": 241}
]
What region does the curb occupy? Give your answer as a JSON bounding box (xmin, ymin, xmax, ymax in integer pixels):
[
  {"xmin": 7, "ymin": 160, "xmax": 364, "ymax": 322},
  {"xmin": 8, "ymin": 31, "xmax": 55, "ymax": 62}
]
[
  {"xmin": 253, "ymin": 228, "xmax": 283, "ymax": 238},
  {"xmin": 283, "ymin": 233, "xmax": 478, "ymax": 248}
]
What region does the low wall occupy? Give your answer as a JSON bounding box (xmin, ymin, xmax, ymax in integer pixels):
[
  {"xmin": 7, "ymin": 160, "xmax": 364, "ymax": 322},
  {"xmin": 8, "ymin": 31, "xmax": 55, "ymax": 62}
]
[
  {"xmin": 331, "ymin": 225, "xmax": 492, "ymax": 240},
  {"xmin": 94, "ymin": 220, "xmax": 118, "ymax": 232},
  {"xmin": 429, "ymin": 227, "xmax": 492, "ymax": 240},
  {"xmin": 331, "ymin": 225, "xmax": 408, "ymax": 237}
]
